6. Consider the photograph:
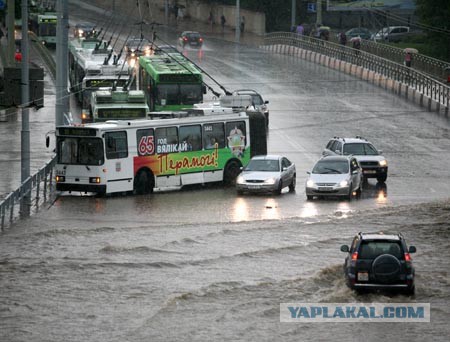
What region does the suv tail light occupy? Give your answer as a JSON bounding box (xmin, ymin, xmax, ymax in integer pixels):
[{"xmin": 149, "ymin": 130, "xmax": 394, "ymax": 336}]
[
  {"xmin": 351, "ymin": 252, "xmax": 358, "ymax": 261},
  {"xmin": 404, "ymin": 253, "xmax": 412, "ymax": 262}
]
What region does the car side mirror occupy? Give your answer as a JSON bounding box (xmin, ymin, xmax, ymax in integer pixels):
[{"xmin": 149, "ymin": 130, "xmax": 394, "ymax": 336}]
[
  {"xmin": 335, "ymin": 150, "xmax": 341, "ymax": 154},
  {"xmin": 378, "ymin": 150, "xmax": 383, "ymax": 154},
  {"xmin": 202, "ymin": 85, "xmax": 207, "ymax": 94},
  {"xmin": 306, "ymin": 171, "xmax": 311, "ymax": 175},
  {"xmin": 408, "ymin": 246, "xmax": 416, "ymax": 253},
  {"xmin": 46, "ymin": 135, "xmax": 50, "ymax": 148},
  {"xmin": 340, "ymin": 245, "xmax": 349, "ymax": 253},
  {"xmin": 264, "ymin": 100, "xmax": 269, "ymax": 104},
  {"xmin": 282, "ymin": 167, "xmax": 288, "ymax": 171}
]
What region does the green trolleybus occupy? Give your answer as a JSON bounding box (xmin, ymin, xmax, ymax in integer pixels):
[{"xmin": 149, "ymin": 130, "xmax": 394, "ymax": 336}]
[{"xmin": 138, "ymin": 54, "xmax": 204, "ymax": 112}]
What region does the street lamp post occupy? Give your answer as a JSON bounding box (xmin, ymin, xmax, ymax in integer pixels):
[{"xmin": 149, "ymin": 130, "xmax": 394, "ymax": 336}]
[
  {"xmin": 291, "ymin": 0, "xmax": 296, "ymax": 31},
  {"xmin": 235, "ymin": 0, "xmax": 240, "ymax": 42}
]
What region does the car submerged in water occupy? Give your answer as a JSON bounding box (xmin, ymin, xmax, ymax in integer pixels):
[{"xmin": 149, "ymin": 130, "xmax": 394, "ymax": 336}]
[{"xmin": 236, "ymin": 155, "xmax": 296, "ymax": 195}]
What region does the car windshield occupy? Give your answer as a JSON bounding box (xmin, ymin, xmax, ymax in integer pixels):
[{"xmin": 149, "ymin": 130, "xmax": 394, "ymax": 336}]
[
  {"xmin": 187, "ymin": 33, "xmax": 201, "ymax": 39},
  {"xmin": 251, "ymin": 94, "xmax": 263, "ymax": 105},
  {"xmin": 246, "ymin": 159, "xmax": 280, "ymax": 172},
  {"xmin": 359, "ymin": 241, "xmax": 403, "ymax": 259},
  {"xmin": 343, "ymin": 143, "xmax": 378, "ymax": 155},
  {"xmin": 312, "ymin": 160, "xmax": 349, "ymax": 174}
]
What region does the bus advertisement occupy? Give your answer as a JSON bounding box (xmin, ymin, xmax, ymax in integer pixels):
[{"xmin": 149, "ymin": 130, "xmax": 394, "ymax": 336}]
[
  {"xmin": 138, "ymin": 54, "xmax": 205, "ymax": 112},
  {"xmin": 53, "ymin": 109, "xmax": 267, "ymax": 195}
]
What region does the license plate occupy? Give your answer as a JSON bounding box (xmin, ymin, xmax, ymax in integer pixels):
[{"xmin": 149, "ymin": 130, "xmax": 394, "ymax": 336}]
[
  {"xmin": 363, "ymin": 170, "xmax": 376, "ymax": 174},
  {"xmin": 318, "ymin": 187, "xmax": 332, "ymax": 191},
  {"xmin": 357, "ymin": 272, "xmax": 369, "ymax": 281},
  {"xmin": 248, "ymin": 184, "xmax": 260, "ymax": 189}
]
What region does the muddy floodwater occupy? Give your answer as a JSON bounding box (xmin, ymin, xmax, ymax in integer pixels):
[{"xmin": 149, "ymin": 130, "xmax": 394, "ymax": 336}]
[{"xmin": 1, "ymin": 197, "xmax": 449, "ymax": 341}]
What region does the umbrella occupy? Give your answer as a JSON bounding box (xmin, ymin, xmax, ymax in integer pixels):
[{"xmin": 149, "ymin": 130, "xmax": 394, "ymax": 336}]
[
  {"xmin": 404, "ymin": 48, "xmax": 418, "ymax": 54},
  {"xmin": 350, "ymin": 36, "xmax": 361, "ymax": 42}
]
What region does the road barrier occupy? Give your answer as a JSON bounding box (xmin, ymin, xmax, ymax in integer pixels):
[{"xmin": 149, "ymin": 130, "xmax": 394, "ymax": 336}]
[
  {"xmin": 0, "ymin": 157, "xmax": 56, "ymax": 230},
  {"xmin": 263, "ymin": 32, "xmax": 449, "ymax": 115}
]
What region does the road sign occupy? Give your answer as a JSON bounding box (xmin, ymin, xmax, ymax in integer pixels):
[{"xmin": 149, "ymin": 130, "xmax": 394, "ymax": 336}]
[{"xmin": 307, "ymin": 3, "xmax": 316, "ymax": 13}]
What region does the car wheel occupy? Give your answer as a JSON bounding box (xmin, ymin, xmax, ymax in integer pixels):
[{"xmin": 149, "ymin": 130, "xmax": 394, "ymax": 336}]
[
  {"xmin": 223, "ymin": 160, "xmax": 241, "ymax": 185},
  {"xmin": 288, "ymin": 174, "xmax": 296, "ymax": 192},
  {"xmin": 377, "ymin": 175, "xmax": 387, "ymax": 183},
  {"xmin": 275, "ymin": 181, "xmax": 282, "ymax": 195},
  {"xmin": 346, "ymin": 184, "xmax": 353, "ymax": 200},
  {"xmin": 403, "ymin": 285, "xmax": 415, "ymax": 296},
  {"xmin": 134, "ymin": 169, "xmax": 154, "ymax": 195},
  {"xmin": 356, "ymin": 183, "xmax": 362, "ymax": 198},
  {"xmin": 372, "ymin": 254, "xmax": 401, "ymax": 284}
]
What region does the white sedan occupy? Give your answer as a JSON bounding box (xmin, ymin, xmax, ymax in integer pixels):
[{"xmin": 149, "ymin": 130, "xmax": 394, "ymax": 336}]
[{"xmin": 236, "ymin": 155, "xmax": 296, "ymax": 195}]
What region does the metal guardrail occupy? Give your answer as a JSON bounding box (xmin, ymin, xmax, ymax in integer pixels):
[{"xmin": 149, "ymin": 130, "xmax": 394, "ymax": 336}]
[
  {"xmin": 264, "ymin": 32, "xmax": 450, "ymax": 110},
  {"xmin": 0, "ymin": 156, "xmax": 56, "ymax": 230},
  {"xmin": 325, "ymin": 32, "xmax": 450, "ymax": 82}
]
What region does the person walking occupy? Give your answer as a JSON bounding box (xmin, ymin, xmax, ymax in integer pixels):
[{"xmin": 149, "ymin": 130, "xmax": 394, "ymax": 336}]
[
  {"xmin": 296, "ymin": 23, "xmax": 304, "ymax": 36},
  {"xmin": 220, "ymin": 14, "xmax": 226, "ymax": 32},
  {"xmin": 338, "ymin": 31, "xmax": 347, "ymax": 46},
  {"xmin": 208, "ymin": 11, "xmax": 214, "ymax": 31},
  {"xmin": 240, "ymin": 16, "xmax": 245, "ymax": 34},
  {"xmin": 404, "ymin": 52, "xmax": 412, "ymax": 67}
]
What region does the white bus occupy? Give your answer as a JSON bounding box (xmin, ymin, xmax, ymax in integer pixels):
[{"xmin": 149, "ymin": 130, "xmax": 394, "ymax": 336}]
[
  {"xmin": 87, "ymin": 88, "xmax": 149, "ymax": 123},
  {"xmin": 52, "ymin": 107, "xmax": 267, "ymax": 195},
  {"xmin": 68, "ymin": 36, "xmax": 130, "ymax": 115}
]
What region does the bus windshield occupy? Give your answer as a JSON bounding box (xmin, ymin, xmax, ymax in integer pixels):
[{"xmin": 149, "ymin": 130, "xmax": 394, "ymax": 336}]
[
  {"xmin": 57, "ymin": 137, "xmax": 104, "ymax": 165},
  {"xmin": 97, "ymin": 107, "xmax": 147, "ymax": 120},
  {"xmin": 180, "ymin": 84, "xmax": 202, "ymax": 104},
  {"xmin": 157, "ymin": 84, "xmax": 202, "ymax": 105},
  {"xmin": 39, "ymin": 23, "xmax": 56, "ymax": 36}
]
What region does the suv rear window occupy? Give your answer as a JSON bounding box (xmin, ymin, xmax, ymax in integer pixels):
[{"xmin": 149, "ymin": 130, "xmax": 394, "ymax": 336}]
[
  {"xmin": 359, "ymin": 241, "xmax": 403, "ymax": 259},
  {"xmin": 343, "ymin": 143, "xmax": 378, "ymax": 155}
]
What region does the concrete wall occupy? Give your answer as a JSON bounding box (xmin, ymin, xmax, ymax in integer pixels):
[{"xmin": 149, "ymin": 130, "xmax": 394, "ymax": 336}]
[{"xmin": 87, "ymin": 0, "xmax": 266, "ymax": 35}]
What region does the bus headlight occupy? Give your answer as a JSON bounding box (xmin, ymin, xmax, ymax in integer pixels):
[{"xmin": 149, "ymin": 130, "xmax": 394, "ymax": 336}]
[
  {"xmin": 89, "ymin": 177, "xmax": 101, "ymax": 184},
  {"xmin": 56, "ymin": 175, "xmax": 65, "ymax": 183}
]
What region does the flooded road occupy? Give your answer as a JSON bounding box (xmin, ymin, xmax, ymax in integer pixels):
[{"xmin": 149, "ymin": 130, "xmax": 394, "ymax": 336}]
[{"xmin": 1, "ymin": 2, "xmax": 450, "ymax": 341}]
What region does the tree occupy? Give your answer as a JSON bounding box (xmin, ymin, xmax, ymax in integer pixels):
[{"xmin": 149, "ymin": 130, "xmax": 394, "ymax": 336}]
[{"xmin": 415, "ymin": 0, "xmax": 450, "ymax": 61}]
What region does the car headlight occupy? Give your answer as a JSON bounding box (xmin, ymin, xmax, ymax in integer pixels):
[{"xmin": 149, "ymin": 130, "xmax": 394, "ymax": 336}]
[
  {"xmin": 236, "ymin": 175, "xmax": 245, "ymax": 184},
  {"xmin": 379, "ymin": 159, "xmax": 388, "ymax": 167},
  {"xmin": 264, "ymin": 177, "xmax": 276, "ymax": 185},
  {"xmin": 339, "ymin": 180, "xmax": 349, "ymax": 187},
  {"xmin": 306, "ymin": 179, "xmax": 315, "ymax": 187}
]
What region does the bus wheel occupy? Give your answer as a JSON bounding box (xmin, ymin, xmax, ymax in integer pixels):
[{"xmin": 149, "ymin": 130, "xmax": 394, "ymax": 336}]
[
  {"xmin": 134, "ymin": 170, "xmax": 154, "ymax": 195},
  {"xmin": 223, "ymin": 160, "xmax": 241, "ymax": 185}
]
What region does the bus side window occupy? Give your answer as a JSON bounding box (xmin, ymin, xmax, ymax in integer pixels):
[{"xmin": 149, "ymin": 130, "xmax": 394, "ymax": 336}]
[
  {"xmin": 105, "ymin": 131, "xmax": 128, "ymax": 159},
  {"xmin": 203, "ymin": 123, "xmax": 224, "ymax": 150},
  {"xmin": 179, "ymin": 125, "xmax": 202, "ymax": 151}
]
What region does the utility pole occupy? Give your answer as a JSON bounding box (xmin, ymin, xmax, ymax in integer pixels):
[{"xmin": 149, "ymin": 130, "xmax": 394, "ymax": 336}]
[
  {"xmin": 235, "ymin": 0, "xmax": 240, "ymax": 42},
  {"xmin": 165, "ymin": 0, "xmax": 169, "ymax": 25},
  {"xmin": 20, "ymin": 0, "xmax": 30, "ymax": 216},
  {"xmin": 6, "ymin": 0, "xmax": 15, "ymax": 66},
  {"xmin": 55, "ymin": 0, "xmax": 69, "ymax": 126},
  {"xmin": 316, "ymin": 0, "xmax": 322, "ymax": 25},
  {"xmin": 291, "ymin": 0, "xmax": 296, "ymax": 31}
]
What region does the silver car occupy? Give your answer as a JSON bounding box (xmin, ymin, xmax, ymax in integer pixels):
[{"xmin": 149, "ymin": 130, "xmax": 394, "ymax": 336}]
[
  {"xmin": 305, "ymin": 156, "xmax": 363, "ymax": 200},
  {"xmin": 236, "ymin": 155, "xmax": 296, "ymax": 195}
]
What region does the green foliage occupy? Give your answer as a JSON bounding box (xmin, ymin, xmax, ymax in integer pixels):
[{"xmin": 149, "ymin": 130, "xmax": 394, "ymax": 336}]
[{"xmin": 415, "ymin": 0, "xmax": 450, "ymax": 61}]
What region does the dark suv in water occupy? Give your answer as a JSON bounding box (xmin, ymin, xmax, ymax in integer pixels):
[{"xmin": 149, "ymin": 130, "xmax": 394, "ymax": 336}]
[{"xmin": 340, "ymin": 232, "xmax": 416, "ymax": 295}]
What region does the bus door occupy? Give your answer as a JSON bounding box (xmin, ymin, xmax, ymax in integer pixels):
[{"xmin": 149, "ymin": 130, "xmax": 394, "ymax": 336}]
[{"xmin": 104, "ymin": 131, "xmax": 134, "ymax": 193}]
